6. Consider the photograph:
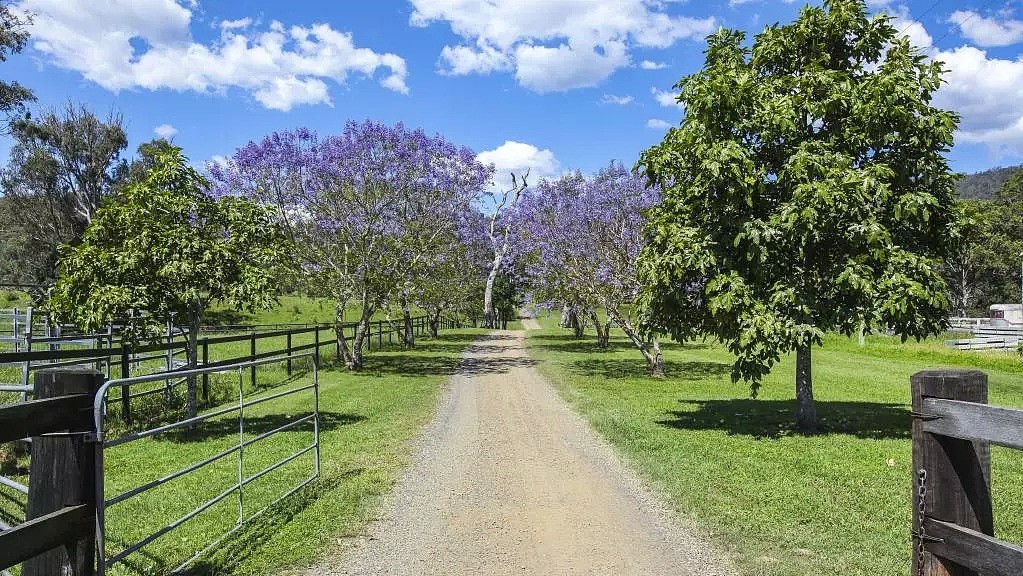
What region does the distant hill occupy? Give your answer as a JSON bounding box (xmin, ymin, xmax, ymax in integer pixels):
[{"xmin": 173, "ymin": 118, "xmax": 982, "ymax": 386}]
[{"xmin": 956, "ymin": 165, "xmax": 1023, "ymax": 200}]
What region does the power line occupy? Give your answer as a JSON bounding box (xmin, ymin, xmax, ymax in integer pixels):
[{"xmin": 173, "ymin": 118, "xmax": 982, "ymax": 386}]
[
  {"xmin": 897, "ymin": 0, "xmax": 945, "ymax": 37},
  {"xmin": 930, "ymin": 0, "xmax": 997, "ymax": 47}
]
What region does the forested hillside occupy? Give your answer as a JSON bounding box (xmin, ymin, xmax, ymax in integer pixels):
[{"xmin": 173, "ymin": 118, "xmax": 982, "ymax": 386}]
[{"xmin": 956, "ymin": 165, "xmax": 1023, "ymax": 199}]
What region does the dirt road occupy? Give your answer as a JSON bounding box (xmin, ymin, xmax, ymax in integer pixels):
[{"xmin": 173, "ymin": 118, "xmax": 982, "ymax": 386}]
[{"xmin": 313, "ymin": 329, "xmax": 733, "ymax": 576}]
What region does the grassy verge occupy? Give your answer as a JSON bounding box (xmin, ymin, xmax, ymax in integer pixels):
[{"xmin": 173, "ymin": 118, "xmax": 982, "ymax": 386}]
[
  {"xmin": 526, "ymin": 319, "xmax": 1023, "ymax": 576},
  {"xmin": 2, "ymin": 328, "xmax": 480, "ymax": 575}
]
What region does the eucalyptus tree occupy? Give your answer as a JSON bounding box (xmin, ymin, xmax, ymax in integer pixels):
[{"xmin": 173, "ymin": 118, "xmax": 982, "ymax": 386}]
[
  {"xmin": 211, "ymin": 121, "xmax": 491, "ymax": 369},
  {"xmin": 637, "ymin": 0, "xmax": 960, "ymax": 431},
  {"xmin": 514, "ymin": 163, "xmax": 665, "ymax": 374},
  {"xmin": 49, "ymin": 146, "xmax": 289, "ymax": 421},
  {"xmin": 483, "ymin": 172, "xmax": 529, "ymax": 328},
  {"xmin": 0, "ymin": 0, "xmax": 34, "ymax": 127},
  {"xmin": 1, "ymin": 103, "xmax": 128, "ymax": 281}
]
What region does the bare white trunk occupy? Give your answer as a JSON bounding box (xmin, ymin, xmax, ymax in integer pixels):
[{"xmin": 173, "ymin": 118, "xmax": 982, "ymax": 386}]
[{"xmin": 483, "ymin": 171, "xmax": 528, "ymax": 329}]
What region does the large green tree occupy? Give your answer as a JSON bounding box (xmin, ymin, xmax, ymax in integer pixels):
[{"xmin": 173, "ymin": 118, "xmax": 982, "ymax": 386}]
[
  {"xmin": 944, "ymin": 198, "xmax": 1020, "ymax": 316},
  {"xmin": 636, "ymin": 0, "xmax": 959, "ymax": 432},
  {"xmin": 1, "ymin": 103, "xmax": 129, "ymax": 282},
  {"xmin": 49, "ymin": 146, "xmax": 291, "ymax": 420}
]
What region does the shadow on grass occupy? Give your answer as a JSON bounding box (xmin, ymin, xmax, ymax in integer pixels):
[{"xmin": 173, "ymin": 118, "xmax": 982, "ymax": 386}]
[
  {"xmin": 529, "ymin": 332, "xmax": 711, "ymax": 354},
  {"xmin": 569, "ymin": 358, "xmax": 731, "ymax": 380},
  {"xmin": 658, "ymin": 399, "xmax": 912, "ymax": 440},
  {"xmin": 356, "ymin": 333, "xmax": 532, "ymax": 377},
  {"xmin": 107, "ymin": 468, "xmax": 365, "ymax": 576},
  {"xmin": 156, "ymin": 411, "xmax": 365, "ymax": 443}
]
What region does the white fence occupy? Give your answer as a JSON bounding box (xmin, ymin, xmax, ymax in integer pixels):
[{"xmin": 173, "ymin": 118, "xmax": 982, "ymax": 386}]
[{"xmin": 946, "ymin": 317, "xmax": 1023, "ymax": 351}]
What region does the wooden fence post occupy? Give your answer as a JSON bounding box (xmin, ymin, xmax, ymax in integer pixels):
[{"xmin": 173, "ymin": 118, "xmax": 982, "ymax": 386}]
[
  {"xmin": 250, "ymin": 331, "xmax": 257, "ymax": 387},
  {"xmin": 378, "ymin": 320, "xmax": 382, "ymax": 348},
  {"xmin": 201, "ymin": 339, "xmax": 209, "ymax": 405},
  {"xmin": 314, "ymin": 326, "xmax": 320, "ymax": 367},
  {"xmin": 286, "ymin": 332, "xmax": 293, "ymax": 375},
  {"xmin": 911, "ymin": 369, "xmax": 992, "ymax": 576},
  {"xmin": 23, "ymin": 368, "xmax": 101, "ymax": 576},
  {"xmin": 120, "ymin": 344, "xmax": 131, "ymax": 426}
]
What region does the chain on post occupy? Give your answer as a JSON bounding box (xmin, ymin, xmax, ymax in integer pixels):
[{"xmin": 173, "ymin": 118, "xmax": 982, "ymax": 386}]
[{"xmin": 915, "ymin": 468, "xmax": 927, "ymax": 576}]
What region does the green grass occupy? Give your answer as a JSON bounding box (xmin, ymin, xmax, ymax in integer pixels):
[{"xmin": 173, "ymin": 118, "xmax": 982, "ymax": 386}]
[
  {"xmin": 1, "ymin": 291, "xmax": 481, "ymax": 575},
  {"xmin": 93, "ymin": 328, "xmax": 479, "ymax": 575},
  {"xmin": 526, "ymin": 319, "xmax": 1023, "ymax": 576}
]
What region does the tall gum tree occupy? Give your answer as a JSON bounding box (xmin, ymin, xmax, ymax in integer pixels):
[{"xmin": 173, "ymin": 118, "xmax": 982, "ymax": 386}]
[{"xmin": 636, "ymin": 0, "xmax": 960, "ymax": 431}]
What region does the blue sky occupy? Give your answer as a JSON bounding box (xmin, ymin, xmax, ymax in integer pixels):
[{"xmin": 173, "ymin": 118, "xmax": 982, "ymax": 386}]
[{"xmin": 5, "ymin": 0, "xmax": 1023, "ymax": 182}]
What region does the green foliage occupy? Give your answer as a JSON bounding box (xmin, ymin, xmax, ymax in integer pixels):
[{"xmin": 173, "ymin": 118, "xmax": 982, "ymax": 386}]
[
  {"xmin": 944, "ymin": 196, "xmax": 1022, "ymax": 315},
  {"xmin": 637, "ymin": 0, "xmax": 960, "ymax": 392},
  {"xmin": 0, "ymin": 0, "xmax": 34, "ymax": 124},
  {"xmin": 1, "ymin": 103, "xmax": 129, "ymax": 282},
  {"xmin": 48, "ymin": 146, "xmax": 292, "ymax": 341},
  {"xmin": 956, "ymin": 165, "xmax": 1023, "ymax": 200}
]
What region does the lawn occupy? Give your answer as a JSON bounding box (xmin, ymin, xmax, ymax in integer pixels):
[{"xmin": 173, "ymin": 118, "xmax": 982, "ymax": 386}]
[
  {"xmin": 526, "ymin": 319, "xmax": 1023, "ymax": 576},
  {"xmin": 2, "ymin": 322, "xmax": 481, "ymax": 575}
]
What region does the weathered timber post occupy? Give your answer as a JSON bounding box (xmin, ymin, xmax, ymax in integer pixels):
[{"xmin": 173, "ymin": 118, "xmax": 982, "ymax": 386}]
[
  {"xmin": 286, "ymin": 332, "xmax": 293, "ymax": 375},
  {"xmin": 119, "ymin": 344, "xmax": 131, "ymax": 426},
  {"xmin": 314, "ymin": 326, "xmax": 320, "ymax": 367},
  {"xmin": 249, "ymin": 331, "xmax": 257, "ymax": 387},
  {"xmin": 201, "ymin": 338, "xmax": 210, "ymax": 405},
  {"xmin": 911, "ymin": 370, "xmax": 992, "ymax": 576},
  {"xmin": 23, "ymin": 368, "xmax": 101, "ymax": 576}
]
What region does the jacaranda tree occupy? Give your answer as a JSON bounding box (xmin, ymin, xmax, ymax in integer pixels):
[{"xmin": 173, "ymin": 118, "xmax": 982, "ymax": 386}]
[
  {"xmin": 210, "ymin": 121, "xmax": 491, "ymax": 369},
  {"xmin": 636, "ymin": 0, "xmax": 960, "ymax": 431},
  {"xmin": 514, "ymin": 162, "xmax": 665, "ymax": 375},
  {"xmin": 50, "ymin": 146, "xmax": 289, "ymax": 421}
]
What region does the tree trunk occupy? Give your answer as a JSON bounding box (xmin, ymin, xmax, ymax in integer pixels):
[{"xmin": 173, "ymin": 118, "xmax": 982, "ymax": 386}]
[
  {"xmin": 429, "ymin": 307, "xmax": 441, "ymax": 337},
  {"xmin": 334, "ymin": 302, "xmax": 358, "ymax": 370},
  {"xmin": 590, "ymin": 311, "xmax": 610, "ymax": 348},
  {"xmin": 186, "ymin": 313, "xmax": 201, "ymax": 427},
  {"xmin": 649, "ymin": 338, "xmax": 665, "ymax": 377},
  {"xmin": 858, "ymin": 317, "xmax": 866, "ymax": 347},
  {"xmin": 401, "ymin": 297, "xmax": 415, "ymax": 348},
  {"xmin": 483, "ymin": 254, "xmax": 501, "ymax": 329},
  {"xmin": 565, "ymin": 306, "xmax": 583, "ymax": 338},
  {"xmin": 351, "ymin": 314, "xmax": 371, "ymax": 362},
  {"xmin": 606, "ymin": 307, "xmax": 665, "ymax": 377},
  {"xmin": 795, "ymin": 343, "xmax": 817, "ymax": 433},
  {"xmin": 559, "ymin": 303, "xmax": 572, "ymax": 328}
]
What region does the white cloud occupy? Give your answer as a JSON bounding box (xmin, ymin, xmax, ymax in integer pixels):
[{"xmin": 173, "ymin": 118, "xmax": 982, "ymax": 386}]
[
  {"xmin": 949, "ymin": 10, "xmax": 1023, "ymax": 48},
  {"xmin": 154, "ymin": 123, "xmax": 178, "ymax": 138},
  {"xmin": 514, "ymin": 40, "xmax": 628, "ymax": 92},
  {"xmin": 219, "ymin": 17, "xmax": 252, "ymax": 31},
  {"xmin": 600, "ymin": 94, "xmax": 633, "ymax": 105},
  {"xmin": 887, "ymin": 9, "xmax": 1023, "ymax": 157},
  {"xmin": 17, "ymin": 0, "xmax": 410, "ymax": 111},
  {"xmin": 477, "ymin": 141, "xmax": 560, "ymax": 189},
  {"xmin": 439, "ymin": 42, "xmax": 512, "ymax": 75},
  {"xmin": 411, "ymin": 0, "xmax": 714, "ymax": 92},
  {"xmin": 647, "ymin": 118, "xmax": 672, "ymax": 129},
  {"xmin": 639, "ymin": 59, "xmax": 668, "ymax": 70},
  {"xmin": 651, "ymin": 87, "xmax": 683, "ymax": 109}
]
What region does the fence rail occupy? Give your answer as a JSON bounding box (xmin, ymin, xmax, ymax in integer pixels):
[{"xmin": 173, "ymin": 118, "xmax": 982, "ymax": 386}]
[
  {"xmin": 1, "ymin": 313, "xmax": 466, "ymax": 574},
  {"xmin": 911, "ymin": 370, "xmax": 1023, "ymax": 575},
  {"xmin": 93, "ymin": 354, "xmax": 320, "ymax": 575}
]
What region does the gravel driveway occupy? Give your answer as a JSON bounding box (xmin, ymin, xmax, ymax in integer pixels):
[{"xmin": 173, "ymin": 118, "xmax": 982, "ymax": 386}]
[{"xmin": 309, "ymin": 328, "xmax": 734, "ymax": 576}]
